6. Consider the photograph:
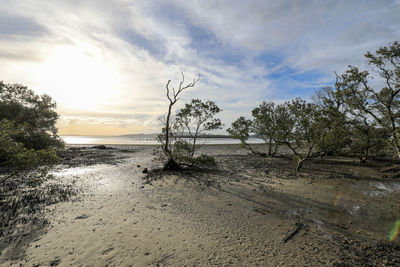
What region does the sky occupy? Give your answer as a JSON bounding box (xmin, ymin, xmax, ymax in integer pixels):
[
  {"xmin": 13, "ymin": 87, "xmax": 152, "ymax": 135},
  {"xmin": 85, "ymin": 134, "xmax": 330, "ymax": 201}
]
[{"xmin": 1, "ymin": 0, "xmax": 399, "ymax": 135}]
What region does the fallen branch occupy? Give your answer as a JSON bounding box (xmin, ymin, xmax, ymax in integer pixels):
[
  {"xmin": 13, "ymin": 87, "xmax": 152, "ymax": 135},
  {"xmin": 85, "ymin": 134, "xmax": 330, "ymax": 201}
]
[{"xmin": 282, "ymin": 222, "xmax": 305, "ymax": 243}]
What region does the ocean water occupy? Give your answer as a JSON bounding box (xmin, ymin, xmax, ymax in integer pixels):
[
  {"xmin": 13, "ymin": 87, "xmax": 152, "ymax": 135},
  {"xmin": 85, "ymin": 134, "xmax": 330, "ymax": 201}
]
[{"xmin": 61, "ymin": 135, "xmax": 264, "ymax": 145}]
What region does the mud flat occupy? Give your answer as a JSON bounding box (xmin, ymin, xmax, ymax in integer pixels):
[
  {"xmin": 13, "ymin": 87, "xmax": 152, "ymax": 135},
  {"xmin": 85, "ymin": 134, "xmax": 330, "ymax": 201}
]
[{"xmin": 1, "ymin": 145, "xmax": 400, "ymax": 266}]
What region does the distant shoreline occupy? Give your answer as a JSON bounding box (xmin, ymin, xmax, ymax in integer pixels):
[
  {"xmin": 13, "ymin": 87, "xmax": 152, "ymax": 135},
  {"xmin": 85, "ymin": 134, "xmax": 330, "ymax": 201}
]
[
  {"xmin": 60, "ymin": 134, "xmax": 237, "ymax": 138},
  {"xmin": 60, "ymin": 135, "xmax": 264, "ymax": 146},
  {"xmin": 65, "ymin": 143, "xmax": 268, "ymax": 147}
]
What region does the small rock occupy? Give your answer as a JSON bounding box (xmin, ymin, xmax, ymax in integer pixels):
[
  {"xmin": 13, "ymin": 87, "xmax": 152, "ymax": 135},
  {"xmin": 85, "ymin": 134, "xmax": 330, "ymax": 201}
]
[{"xmin": 142, "ymin": 168, "xmax": 148, "ymax": 173}]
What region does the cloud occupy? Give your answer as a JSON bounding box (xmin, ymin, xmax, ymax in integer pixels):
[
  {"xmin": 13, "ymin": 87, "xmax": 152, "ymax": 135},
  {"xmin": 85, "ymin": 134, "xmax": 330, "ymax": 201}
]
[{"xmin": 1, "ymin": 0, "xmax": 399, "ymax": 134}]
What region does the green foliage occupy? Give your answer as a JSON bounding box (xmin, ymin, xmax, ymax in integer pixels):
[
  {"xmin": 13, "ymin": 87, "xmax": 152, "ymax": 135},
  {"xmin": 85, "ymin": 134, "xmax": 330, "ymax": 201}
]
[
  {"xmin": 159, "ymin": 73, "xmax": 200, "ymax": 169},
  {"xmin": 227, "ymin": 116, "xmax": 252, "ymax": 144},
  {"xmin": 0, "ymin": 119, "xmax": 58, "ymax": 171},
  {"xmin": 251, "ymin": 101, "xmax": 278, "ymax": 155},
  {"xmin": 171, "ymin": 139, "xmax": 192, "ymax": 164},
  {"xmin": 349, "ymin": 122, "xmax": 387, "ymax": 160},
  {"xmin": 158, "ymin": 77, "xmax": 222, "ymax": 169},
  {"xmin": 226, "ymin": 116, "xmax": 262, "ymax": 155},
  {"xmin": 170, "ymin": 99, "xmax": 222, "ymax": 165},
  {"xmin": 192, "ymin": 154, "xmax": 217, "ymax": 167},
  {"xmin": 227, "ymin": 41, "xmax": 400, "ymax": 169},
  {"xmin": 270, "ymin": 98, "xmax": 321, "ymax": 171},
  {"xmin": 274, "ymin": 98, "xmax": 316, "ymax": 148},
  {"xmin": 176, "ymin": 99, "xmax": 222, "ymax": 133},
  {"xmin": 313, "ymin": 86, "xmax": 351, "ymax": 156},
  {"xmin": 338, "ymin": 41, "xmax": 400, "ymax": 158},
  {"xmin": 0, "ymin": 82, "xmax": 64, "ymax": 151},
  {"xmin": 0, "ymin": 82, "xmax": 61, "ymax": 186}
]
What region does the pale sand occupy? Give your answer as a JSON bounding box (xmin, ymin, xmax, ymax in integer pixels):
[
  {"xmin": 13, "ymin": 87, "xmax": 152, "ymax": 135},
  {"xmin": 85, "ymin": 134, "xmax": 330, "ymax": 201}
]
[{"xmin": 1, "ymin": 145, "xmax": 400, "ymax": 266}]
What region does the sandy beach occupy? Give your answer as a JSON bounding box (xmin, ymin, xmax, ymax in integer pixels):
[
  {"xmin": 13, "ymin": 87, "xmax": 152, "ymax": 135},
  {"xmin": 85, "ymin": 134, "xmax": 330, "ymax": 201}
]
[{"xmin": 1, "ymin": 144, "xmax": 400, "ymax": 266}]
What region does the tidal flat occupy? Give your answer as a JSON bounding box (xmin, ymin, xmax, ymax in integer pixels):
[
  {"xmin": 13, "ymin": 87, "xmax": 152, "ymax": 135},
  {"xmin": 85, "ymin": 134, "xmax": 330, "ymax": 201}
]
[{"xmin": 1, "ymin": 145, "xmax": 400, "ymax": 266}]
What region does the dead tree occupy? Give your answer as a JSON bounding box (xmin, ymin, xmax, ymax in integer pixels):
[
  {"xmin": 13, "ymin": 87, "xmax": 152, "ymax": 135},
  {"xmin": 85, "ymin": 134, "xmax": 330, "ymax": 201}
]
[{"xmin": 162, "ymin": 72, "xmax": 199, "ymax": 170}]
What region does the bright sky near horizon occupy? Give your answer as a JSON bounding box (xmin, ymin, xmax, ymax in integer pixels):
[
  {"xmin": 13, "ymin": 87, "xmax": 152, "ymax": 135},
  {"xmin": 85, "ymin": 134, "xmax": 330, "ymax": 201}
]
[{"xmin": 1, "ymin": 0, "xmax": 400, "ymax": 135}]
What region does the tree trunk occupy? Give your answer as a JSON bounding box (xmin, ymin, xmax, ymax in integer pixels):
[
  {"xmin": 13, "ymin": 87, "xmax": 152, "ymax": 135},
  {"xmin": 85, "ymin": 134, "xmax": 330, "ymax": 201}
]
[
  {"xmin": 190, "ymin": 135, "xmax": 197, "ymax": 161},
  {"xmin": 273, "ymin": 143, "xmax": 278, "ymax": 155},
  {"xmin": 267, "ymin": 138, "xmax": 273, "ymax": 156},
  {"xmin": 164, "ymin": 103, "xmax": 173, "ymax": 160},
  {"xmin": 163, "ymin": 158, "xmax": 181, "ymax": 171},
  {"xmin": 395, "ymin": 143, "xmax": 400, "ymax": 160},
  {"xmin": 360, "ymin": 139, "xmax": 370, "ymax": 163},
  {"xmin": 391, "ymin": 134, "xmax": 400, "ymax": 160},
  {"xmin": 296, "ymin": 159, "xmax": 303, "ymax": 172},
  {"xmin": 365, "ymin": 138, "xmax": 370, "ymax": 160},
  {"xmin": 396, "ymin": 147, "xmax": 400, "ymax": 161},
  {"xmin": 244, "ymin": 142, "xmax": 258, "ymax": 155}
]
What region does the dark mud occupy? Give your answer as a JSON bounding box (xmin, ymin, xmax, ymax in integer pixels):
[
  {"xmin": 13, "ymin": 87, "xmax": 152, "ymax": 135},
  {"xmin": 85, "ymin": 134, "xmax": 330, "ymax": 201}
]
[
  {"xmin": 147, "ymin": 152, "xmax": 400, "ymax": 266},
  {"xmin": 57, "ymin": 145, "xmax": 136, "ymax": 167}
]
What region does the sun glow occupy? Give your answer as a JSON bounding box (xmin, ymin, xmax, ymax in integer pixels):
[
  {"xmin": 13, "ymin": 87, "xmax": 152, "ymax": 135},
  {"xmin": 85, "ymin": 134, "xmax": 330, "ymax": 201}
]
[{"xmin": 35, "ymin": 44, "xmax": 119, "ymax": 111}]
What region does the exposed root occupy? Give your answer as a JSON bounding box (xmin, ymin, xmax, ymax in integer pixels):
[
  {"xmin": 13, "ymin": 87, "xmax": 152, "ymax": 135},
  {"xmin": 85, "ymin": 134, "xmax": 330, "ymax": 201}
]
[{"xmin": 162, "ymin": 159, "xmax": 182, "ymax": 171}]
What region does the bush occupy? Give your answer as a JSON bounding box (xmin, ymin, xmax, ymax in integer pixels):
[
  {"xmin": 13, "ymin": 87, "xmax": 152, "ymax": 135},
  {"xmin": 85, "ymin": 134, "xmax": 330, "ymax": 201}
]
[
  {"xmin": 0, "ymin": 82, "xmax": 62, "ymax": 185},
  {"xmin": 0, "ymin": 119, "xmax": 59, "ymax": 170},
  {"xmin": 192, "ymin": 154, "xmax": 217, "ymax": 167},
  {"xmin": 0, "ymin": 81, "xmax": 64, "ymax": 151}
]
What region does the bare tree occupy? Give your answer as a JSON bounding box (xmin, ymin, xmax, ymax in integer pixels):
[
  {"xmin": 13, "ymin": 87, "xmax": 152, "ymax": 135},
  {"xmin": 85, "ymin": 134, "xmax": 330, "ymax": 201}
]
[{"xmin": 160, "ymin": 72, "xmax": 199, "ymax": 170}]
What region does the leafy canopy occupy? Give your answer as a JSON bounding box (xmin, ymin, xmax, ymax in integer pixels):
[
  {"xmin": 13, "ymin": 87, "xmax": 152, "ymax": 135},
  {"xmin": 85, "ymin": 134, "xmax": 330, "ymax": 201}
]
[
  {"xmin": 338, "ymin": 41, "xmax": 400, "ymax": 157},
  {"xmin": 0, "ymin": 82, "xmax": 63, "ymax": 150},
  {"xmin": 172, "ymin": 99, "xmax": 222, "ymax": 165},
  {"xmin": 0, "ymin": 82, "xmax": 62, "ymax": 170}
]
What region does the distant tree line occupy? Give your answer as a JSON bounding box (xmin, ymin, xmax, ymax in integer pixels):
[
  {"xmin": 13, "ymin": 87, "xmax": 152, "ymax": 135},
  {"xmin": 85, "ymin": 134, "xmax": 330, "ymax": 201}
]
[{"xmin": 228, "ymin": 41, "xmax": 399, "ymax": 171}]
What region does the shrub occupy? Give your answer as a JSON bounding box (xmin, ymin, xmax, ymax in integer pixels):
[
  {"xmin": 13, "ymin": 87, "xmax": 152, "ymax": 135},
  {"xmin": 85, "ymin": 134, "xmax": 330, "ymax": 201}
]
[{"xmin": 192, "ymin": 154, "xmax": 217, "ymax": 167}]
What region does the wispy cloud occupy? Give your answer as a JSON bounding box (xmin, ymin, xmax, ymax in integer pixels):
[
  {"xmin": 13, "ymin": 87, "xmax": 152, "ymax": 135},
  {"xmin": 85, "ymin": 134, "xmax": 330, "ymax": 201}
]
[{"xmin": 1, "ymin": 0, "xmax": 399, "ymax": 134}]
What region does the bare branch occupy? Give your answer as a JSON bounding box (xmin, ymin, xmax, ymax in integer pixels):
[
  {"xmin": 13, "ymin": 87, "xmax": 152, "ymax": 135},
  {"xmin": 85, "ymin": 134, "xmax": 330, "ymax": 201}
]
[
  {"xmin": 166, "ymin": 80, "xmax": 172, "ymax": 102},
  {"xmin": 179, "ymin": 71, "xmax": 185, "ymax": 91}
]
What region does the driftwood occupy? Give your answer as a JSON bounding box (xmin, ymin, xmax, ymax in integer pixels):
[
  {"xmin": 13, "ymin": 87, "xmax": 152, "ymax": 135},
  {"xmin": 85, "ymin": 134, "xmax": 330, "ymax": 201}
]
[{"xmin": 282, "ymin": 222, "xmax": 305, "ymax": 243}]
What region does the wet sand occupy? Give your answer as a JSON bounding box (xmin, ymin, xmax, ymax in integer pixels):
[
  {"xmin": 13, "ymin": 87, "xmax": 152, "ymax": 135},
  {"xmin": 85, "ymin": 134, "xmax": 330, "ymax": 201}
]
[{"xmin": 1, "ymin": 145, "xmax": 400, "ymax": 266}]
